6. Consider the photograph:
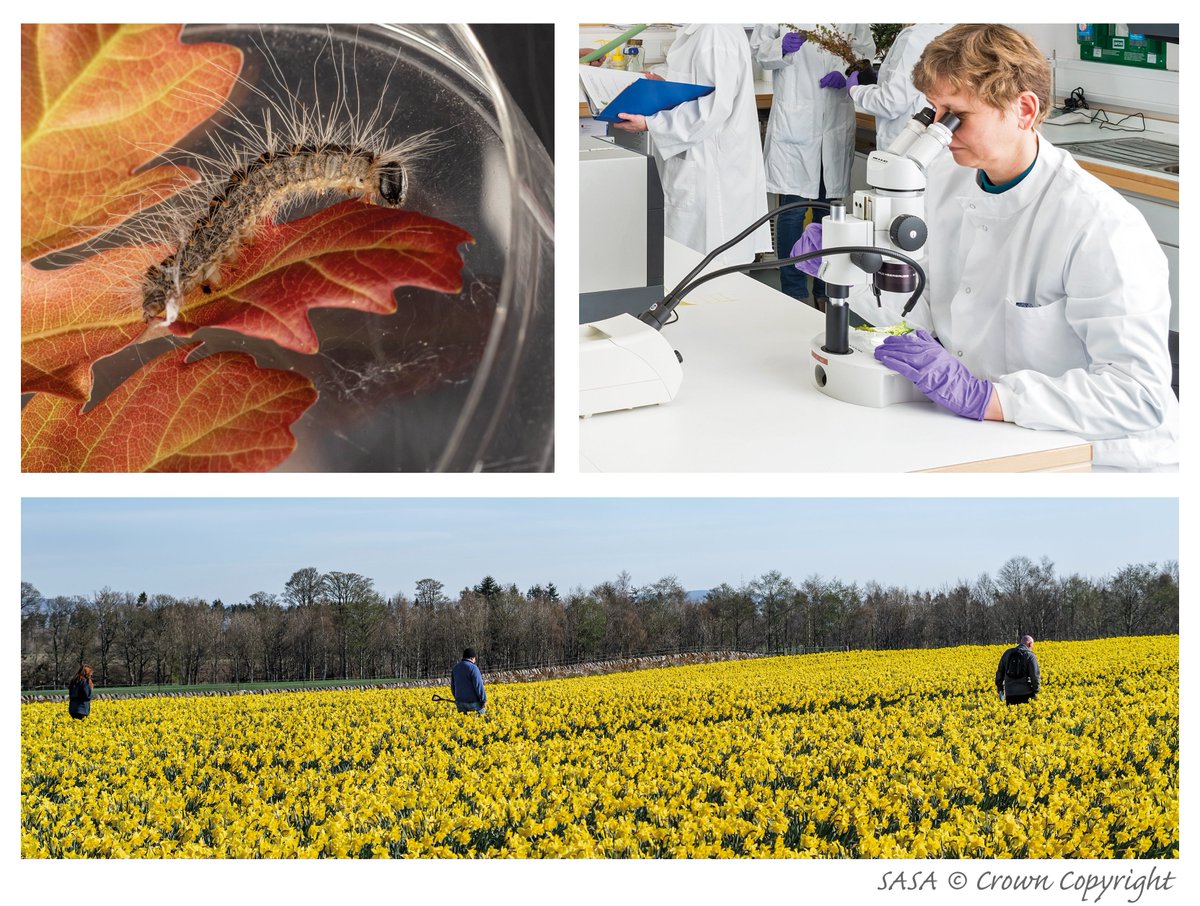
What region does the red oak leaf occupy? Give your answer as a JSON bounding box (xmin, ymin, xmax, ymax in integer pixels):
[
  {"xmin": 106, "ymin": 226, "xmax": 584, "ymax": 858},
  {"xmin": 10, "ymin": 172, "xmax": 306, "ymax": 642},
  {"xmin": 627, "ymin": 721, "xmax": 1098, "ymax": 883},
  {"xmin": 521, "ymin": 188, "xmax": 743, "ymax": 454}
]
[
  {"xmin": 21, "ymin": 345, "xmax": 317, "ymax": 472},
  {"xmin": 164, "ymin": 201, "xmax": 475, "ymax": 353},
  {"xmin": 21, "ymin": 24, "xmax": 241, "ymax": 260}
]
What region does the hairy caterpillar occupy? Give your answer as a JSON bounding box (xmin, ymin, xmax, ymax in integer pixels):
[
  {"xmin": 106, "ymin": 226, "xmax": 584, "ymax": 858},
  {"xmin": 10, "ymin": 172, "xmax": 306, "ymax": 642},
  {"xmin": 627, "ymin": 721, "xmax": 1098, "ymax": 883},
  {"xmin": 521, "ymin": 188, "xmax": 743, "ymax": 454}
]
[
  {"xmin": 24, "ymin": 23, "xmax": 555, "ymax": 473},
  {"xmin": 142, "ymin": 144, "xmax": 416, "ymax": 322},
  {"xmin": 130, "ymin": 29, "xmax": 441, "ymax": 325}
]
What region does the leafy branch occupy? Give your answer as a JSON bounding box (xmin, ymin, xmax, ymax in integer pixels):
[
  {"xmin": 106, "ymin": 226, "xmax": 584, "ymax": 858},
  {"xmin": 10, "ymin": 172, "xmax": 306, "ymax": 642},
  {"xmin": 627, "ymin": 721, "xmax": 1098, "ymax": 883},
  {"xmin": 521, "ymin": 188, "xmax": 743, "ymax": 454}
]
[{"xmin": 782, "ymin": 24, "xmax": 873, "ymax": 74}]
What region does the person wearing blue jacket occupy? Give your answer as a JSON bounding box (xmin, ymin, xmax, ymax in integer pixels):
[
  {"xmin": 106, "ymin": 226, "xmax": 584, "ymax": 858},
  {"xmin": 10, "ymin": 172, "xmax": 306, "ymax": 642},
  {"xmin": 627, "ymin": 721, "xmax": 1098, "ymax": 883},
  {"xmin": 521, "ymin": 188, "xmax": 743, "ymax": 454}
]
[
  {"xmin": 67, "ymin": 664, "xmax": 94, "ymax": 720},
  {"xmin": 450, "ymin": 648, "xmax": 486, "ymax": 714}
]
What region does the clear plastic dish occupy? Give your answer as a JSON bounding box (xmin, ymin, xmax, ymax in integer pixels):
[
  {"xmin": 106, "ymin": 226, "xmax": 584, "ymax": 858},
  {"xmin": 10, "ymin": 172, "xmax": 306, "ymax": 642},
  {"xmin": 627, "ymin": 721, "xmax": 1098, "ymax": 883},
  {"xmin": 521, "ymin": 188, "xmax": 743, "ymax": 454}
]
[{"xmin": 90, "ymin": 23, "xmax": 555, "ymax": 472}]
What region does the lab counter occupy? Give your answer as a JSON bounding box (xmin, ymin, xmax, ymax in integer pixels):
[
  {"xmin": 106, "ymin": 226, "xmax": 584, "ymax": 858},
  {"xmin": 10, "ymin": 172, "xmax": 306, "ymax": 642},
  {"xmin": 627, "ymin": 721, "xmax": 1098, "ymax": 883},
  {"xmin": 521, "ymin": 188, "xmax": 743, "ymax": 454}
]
[
  {"xmin": 580, "ymin": 239, "xmax": 1092, "ymax": 473},
  {"xmin": 1037, "ymin": 118, "xmax": 1178, "ymax": 202}
]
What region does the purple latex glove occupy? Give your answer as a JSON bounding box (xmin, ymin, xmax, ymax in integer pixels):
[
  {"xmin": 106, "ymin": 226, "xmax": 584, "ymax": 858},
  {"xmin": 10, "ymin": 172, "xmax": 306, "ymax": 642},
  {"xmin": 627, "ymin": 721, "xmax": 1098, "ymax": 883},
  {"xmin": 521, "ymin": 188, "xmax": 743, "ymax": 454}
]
[
  {"xmin": 847, "ymin": 70, "xmax": 861, "ymax": 90},
  {"xmin": 820, "ymin": 71, "xmax": 847, "ymax": 90},
  {"xmin": 782, "ymin": 31, "xmax": 806, "ymax": 54},
  {"xmin": 874, "ymin": 330, "xmax": 994, "ymax": 419},
  {"xmin": 789, "ymin": 223, "xmax": 822, "ymax": 277}
]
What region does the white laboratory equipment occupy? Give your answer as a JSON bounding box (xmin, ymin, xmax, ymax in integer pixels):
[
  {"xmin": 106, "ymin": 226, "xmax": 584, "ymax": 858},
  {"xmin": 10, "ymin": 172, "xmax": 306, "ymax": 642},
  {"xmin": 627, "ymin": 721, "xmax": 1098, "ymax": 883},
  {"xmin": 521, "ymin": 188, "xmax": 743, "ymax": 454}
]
[{"xmin": 809, "ymin": 108, "xmax": 960, "ymax": 407}]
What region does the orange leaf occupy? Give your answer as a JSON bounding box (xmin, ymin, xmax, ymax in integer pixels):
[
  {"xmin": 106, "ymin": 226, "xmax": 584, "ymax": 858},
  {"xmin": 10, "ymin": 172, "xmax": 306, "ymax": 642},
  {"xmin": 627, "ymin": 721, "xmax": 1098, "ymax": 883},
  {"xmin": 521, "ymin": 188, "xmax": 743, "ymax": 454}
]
[
  {"xmin": 21, "ymin": 250, "xmax": 161, "ymax": 401},
  {"xmin": 21, "ymin": 24, "xmax": 241, "ymax": 260},
  {"xmin": 22, "ymin": 345, "xmax": 317, "ymax": 472},
  {"xmin": 165, "ymin": 201, "xmax": 475, "ymax": 353}
]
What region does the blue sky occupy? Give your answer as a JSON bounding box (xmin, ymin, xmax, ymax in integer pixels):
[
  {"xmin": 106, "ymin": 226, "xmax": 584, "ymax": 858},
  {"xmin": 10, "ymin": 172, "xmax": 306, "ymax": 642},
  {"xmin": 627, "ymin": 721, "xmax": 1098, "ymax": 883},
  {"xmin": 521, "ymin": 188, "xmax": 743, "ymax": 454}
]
[{"xmin": 21, "ymin": 497, "xmax": 1177, "ymax": 604}]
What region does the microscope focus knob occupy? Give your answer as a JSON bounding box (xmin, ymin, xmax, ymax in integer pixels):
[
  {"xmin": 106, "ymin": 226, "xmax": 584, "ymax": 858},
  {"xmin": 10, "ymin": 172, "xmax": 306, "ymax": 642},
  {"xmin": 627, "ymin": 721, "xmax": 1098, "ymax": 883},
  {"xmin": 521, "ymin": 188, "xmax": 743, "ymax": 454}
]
[{"xmin": 889, "ymin": 215, "xmax": 927, "ymax": 251}]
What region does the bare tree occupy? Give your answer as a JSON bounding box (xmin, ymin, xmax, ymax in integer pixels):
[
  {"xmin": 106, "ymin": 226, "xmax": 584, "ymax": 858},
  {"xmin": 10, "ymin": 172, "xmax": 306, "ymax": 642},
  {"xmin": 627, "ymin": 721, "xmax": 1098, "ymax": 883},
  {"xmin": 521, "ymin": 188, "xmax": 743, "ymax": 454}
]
[
  {"xmin": 380, "ymin": 592, "xmax": 413, "ymax": 678},
  {"xmin": 170, "ymin": 599, "xmax": 220, "ymax": 684},
  {"xmin": 115, "ymin": 592, "xmax": 154, "ymax": 685},
  {"xmin": 90, "ymin": 587, "xmax": 122, "ymax": 684},
  {"xmin": 638, "ymin": 576, "xmax": 686, "ymax": 652},
  {"xmin": 345, "ymin": 589, "xmax": 388, "ymax": 678},
  {"xmin": 323, "ymin": 572, "xmax": 375, "ymax": 677},
  {"xmin": 42, "ymin": 595, "xmax": 86, "ymax": 687},
  {"xmin": 857, "ymin": 581, "xmax": 908, "ymax": 649},
  {"xmin": 21, "ymin": 581, "xmax": 42, "ymax": 618},
  {"xmin": 224, "ymin": 609, "xmax": 257, "ymax": 684},
  {"xmin": 66, "ymin": 597, "xmax": 96, "ymax": 673},
  {"xmin": 485, "ymin": 585, "xmax": 525, "ymax": 669},
  {"xmin": 995, "ymin": 556, "xmax": 1052, "ymax": 639},
  {"xmin": 1057, "ymin": 574, "xmax": 1096, "ymax": 639},
  {"xmin": 20, "ymin": 583, "xmax": 45, "ymax": 685},
  {"xmin": 704, "ymin": 582, "xmax": 756, "ymax": 650},
  {"xmin": 751, "ymin": 570, "xmax": 794, "ymax": 652},
  {"xmin": 592, "ymin": 572, "xmax": 644, "ymax": 657},
  {"xmin": 410, "ymin": 578, "xmax": 453, "ymax": 675},
  {"xmin": 248, "ymin": 593, "xmax": 287, "ymax": 681},
  {"xmin": 565, "ymin": 590, "xmax": 606, "ymax": 660},
  {"xmin": 1106, "ymin": 562, "xmax": 1160, "ymax": 635},
  {"xmin": 283, "ymin": 567, "xmax": 325, "ymax": 609},
  {"xmin": 281, "ymin": 569, "xmax": 327, "ymax": 679},
  {"xmin": 147, "ymin": 594, "xmax": 175, "ymax": 684}
]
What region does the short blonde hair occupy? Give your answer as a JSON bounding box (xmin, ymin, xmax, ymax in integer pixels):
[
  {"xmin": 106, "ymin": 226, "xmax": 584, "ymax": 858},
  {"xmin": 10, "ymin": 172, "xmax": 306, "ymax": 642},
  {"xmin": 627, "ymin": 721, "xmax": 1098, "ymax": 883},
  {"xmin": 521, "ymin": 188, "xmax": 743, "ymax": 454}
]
[{"xmin": 912, "ymin": 25, "xmax": 1051, "ymax": 125}]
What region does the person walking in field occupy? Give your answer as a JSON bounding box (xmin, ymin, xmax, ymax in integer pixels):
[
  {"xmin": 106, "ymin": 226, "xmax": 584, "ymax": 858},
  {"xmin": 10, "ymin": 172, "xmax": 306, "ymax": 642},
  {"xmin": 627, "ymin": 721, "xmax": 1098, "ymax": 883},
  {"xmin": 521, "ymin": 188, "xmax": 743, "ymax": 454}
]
[
  {"xmin": 67, "ymin": 665, "xmax": 94, "ymax": 721},
  {"xmin": 996, "ymin": 636, "xmax": 1040, "ymax": 706},
  {"xmin": 450, "ymin": 648, "xmax": 487, "ymax": 715}
]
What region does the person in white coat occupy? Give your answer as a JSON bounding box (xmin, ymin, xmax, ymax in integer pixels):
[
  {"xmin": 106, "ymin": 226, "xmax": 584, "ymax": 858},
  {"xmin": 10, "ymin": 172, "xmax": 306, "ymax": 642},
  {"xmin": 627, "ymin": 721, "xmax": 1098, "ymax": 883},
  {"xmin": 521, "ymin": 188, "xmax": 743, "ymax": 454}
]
[
  {"xmin": 750, "ymin": 24, "xmax": 874, "ymax": 304},
  {"xmin": 612, "ymin": 25, "xmax": 770, "ymax": 267},
  {"xmin": 849, "ymin": 24, "xmax": 951, "ymax": 152},
  {"xmin": 854, "ymin": 25, "xmax": 1177, "ymax": 469}
]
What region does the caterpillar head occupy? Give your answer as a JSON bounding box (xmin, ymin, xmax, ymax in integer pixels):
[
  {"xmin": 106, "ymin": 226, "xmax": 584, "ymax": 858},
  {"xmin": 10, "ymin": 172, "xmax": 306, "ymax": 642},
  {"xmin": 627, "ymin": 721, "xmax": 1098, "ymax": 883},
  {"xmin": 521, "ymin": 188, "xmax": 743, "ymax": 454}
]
[
  {"xmin": 376, "ymin": 161, "xmax": 408, "ymax": 207},
  {"xmin": 142, "ymin": 291, "xmax": 181, "ymax": 325},
  {"xmin": 142, "ymin": 261, "xmax": 182, "ymax": 325}
]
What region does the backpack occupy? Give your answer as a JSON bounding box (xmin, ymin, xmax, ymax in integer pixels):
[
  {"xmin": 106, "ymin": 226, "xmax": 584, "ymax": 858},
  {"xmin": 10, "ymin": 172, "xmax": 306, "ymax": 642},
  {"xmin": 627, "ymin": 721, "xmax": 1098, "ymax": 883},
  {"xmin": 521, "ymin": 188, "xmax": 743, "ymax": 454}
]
[
  {"xmin": 1005, "ymin": 646, "xmax": 1031, "ymax": 678},
  {"xmin": 1003, "ymin": 647, "xmax": 1034, "ymax": 696}
]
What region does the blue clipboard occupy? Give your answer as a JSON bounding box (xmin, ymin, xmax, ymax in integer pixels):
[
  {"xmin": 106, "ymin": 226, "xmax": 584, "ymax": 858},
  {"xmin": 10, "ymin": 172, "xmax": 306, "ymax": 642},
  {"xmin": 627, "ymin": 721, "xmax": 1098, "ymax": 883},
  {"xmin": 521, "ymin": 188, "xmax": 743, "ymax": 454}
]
[{"xmin": 594, "ymin": 78, "xmax": 714, "ymax": 122}]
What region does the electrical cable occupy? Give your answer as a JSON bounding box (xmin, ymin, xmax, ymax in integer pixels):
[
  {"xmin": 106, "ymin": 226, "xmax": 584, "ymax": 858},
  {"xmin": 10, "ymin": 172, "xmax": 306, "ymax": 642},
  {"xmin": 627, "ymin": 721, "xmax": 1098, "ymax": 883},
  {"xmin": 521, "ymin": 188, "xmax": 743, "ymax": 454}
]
[
  {"xmin": 1063, "ymin": 86, "xmax": 1090, "ymax": 112},
  {"xmin": 664, "ymin": 245, "xmax": 927, "ymax": 319},
  {"xmin": 637, "ymin": 197, "xmax": 929, "ymax": 330},
  {"xmin": 1092, "ymin": 109, "xmax": 1147, "ymax": 133},
  {"xmin": 646, "ymin": 199, "xmax": 832, "ymax": 326},
  {"xmin": 1061, "ymin": 85, "xmax": 1148, "ymax": 133}
]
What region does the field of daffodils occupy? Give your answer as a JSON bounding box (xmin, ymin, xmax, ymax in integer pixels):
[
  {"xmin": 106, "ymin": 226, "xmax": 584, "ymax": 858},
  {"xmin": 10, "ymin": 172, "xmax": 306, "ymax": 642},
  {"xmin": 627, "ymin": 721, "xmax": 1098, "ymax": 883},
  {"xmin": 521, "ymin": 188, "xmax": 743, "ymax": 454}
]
[{"xmin": 21, "ymin": 636, "xmax": 1176, "ymax": 858}]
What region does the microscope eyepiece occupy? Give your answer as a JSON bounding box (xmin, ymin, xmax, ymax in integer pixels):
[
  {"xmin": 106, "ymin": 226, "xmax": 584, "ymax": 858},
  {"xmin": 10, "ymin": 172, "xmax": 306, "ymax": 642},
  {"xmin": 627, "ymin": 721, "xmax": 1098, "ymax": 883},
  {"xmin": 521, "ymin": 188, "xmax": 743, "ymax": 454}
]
[{"xmin": 938, "ymin": 113, "xmax": 961, "ymax": 133}]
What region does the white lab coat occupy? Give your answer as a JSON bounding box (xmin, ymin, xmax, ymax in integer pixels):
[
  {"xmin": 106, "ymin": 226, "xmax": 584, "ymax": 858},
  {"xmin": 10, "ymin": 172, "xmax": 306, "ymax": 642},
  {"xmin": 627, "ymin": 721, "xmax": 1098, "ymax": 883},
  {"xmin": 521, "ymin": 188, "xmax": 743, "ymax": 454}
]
[
  {"xmin": 849, "ymin": 24, "xmax": 951, "ymax": 153},
  {"xmin": 852, "ymin": 136, "xmax": 1178, "ymax": 469},
  {"xmin": 645, "ymin": 25, "xmax": 770, "ymax": 266},
  {"xmin": 751, "ymin": 24, "xmax": 874, "ymax": 198}
]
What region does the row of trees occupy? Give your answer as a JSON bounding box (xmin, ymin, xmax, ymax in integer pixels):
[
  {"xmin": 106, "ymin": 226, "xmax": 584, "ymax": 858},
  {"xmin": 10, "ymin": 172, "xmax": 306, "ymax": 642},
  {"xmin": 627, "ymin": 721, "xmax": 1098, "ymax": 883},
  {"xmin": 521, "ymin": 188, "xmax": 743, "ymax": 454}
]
[{"xmin": 20, "ymin": 556, "xmax": 1178, "ymax": 690}]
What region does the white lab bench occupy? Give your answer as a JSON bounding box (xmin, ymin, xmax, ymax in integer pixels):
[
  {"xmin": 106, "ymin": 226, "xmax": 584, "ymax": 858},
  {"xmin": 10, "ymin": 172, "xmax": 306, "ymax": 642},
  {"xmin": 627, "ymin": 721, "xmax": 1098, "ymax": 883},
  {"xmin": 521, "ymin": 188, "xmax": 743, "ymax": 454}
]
[
  {"xmin": 579, "ymin": 240, "xmax": 1092, "ymax": 473},
  {"xmin": 1037, "ymin": 117, "xmax": 1178, "ymax": 196}
]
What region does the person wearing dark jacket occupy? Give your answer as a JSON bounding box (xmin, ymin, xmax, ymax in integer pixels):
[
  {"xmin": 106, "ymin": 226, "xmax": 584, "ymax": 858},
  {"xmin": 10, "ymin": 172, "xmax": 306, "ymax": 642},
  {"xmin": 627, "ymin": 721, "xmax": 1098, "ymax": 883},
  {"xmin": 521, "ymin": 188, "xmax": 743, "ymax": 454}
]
[
  {"xmin": 996, "ymin": 635, "xmax": 1040, "ymax": 706},
  {"xmin": 450, "ymin": 648, "xmax": 487, "ymax": 714},
  {"xmin": 67, "ymin": 665, "xmax": 94, "ymax": 720}
]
